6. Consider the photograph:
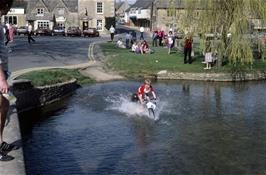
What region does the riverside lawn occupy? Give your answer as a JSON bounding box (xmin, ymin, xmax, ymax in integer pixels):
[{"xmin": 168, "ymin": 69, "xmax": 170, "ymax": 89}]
[
  {"xmin": 101, "ymin": 42, "xmax": 266, "ymax": 79},
  {"xmin": 16, "ymin": 69, "xmax": 95, "ymax": 86}
]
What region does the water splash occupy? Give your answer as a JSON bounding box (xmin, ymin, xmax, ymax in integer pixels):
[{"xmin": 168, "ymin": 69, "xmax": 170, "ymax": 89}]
[{"xmin": 105, "ymin": 94, "xmax": 166, "ymax": 120}]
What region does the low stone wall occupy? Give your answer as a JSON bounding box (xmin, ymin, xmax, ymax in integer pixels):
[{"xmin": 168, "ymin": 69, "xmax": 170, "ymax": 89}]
[
  {"xmin": 12, "ymin": 79, "xmax": 79, "ymax": 112},
  {"xmin": 157, "ymin": 70, "xmax": 266, "ymax": 81}
]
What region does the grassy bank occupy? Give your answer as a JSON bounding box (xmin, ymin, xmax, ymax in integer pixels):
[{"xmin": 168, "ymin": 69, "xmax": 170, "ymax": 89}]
[
  {"xmin": 101, "ymin": 42, "xmax": 266, "ymax": 79},
  {"xmin": 17, "ymin": 68, "xmax": 95, "ymax": 86}
]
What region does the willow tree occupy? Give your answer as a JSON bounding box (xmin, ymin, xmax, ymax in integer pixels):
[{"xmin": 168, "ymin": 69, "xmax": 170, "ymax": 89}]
[{"xmin": 171, "ymin": 0, "xmax": 266, "ymax": 67}]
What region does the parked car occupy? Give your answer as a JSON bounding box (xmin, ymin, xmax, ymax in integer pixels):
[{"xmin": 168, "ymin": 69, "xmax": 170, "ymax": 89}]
[
  {"xmin": 16, "ymin": 26, "xmax": 28, "ymax": 35},
  {"xmin": 83, "ymin": 28, "xmax": 99, "ymax": 37},
  {"xmin": 52, "ymin": 27, "xmax": 65, "ymax": 36},
  {"xmin": 66, "ymin": 27, "xmax": 81, "ymax": 36},
  {"xmin": 34, "ymin": 28, "xmax": 52, "ymax": 36}
]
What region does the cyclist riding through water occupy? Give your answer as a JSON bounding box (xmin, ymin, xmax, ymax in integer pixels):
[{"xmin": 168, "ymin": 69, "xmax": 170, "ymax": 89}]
[{"xmin": 137, "ymin": 79, "xmax": 157, "ymax": 105}]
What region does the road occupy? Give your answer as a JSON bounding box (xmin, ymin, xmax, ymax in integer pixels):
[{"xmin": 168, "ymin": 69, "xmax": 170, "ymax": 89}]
[
  {"xmin": 8, "ymin": 35, "xmax": 107, "ymax": 72},
  {"xmin": 8, "ymin": 26, "xmax": 151, "ymax": 72}
]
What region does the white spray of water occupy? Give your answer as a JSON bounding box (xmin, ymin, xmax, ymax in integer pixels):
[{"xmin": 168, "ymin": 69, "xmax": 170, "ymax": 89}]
[{"xmin": 105, "ymin": 94, "xmax": 167, "ymax": 121}]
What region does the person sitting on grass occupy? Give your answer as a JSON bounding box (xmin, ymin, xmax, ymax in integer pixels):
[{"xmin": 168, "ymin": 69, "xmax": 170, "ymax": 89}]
[
  {"xmin": 131, "ymin": 42, "xmax": 138, "ymax": 52},
  {"xmin": 116, "ymin": 38, "xmax": 126, "ymax": 49},
  {"xmin": 141, "ymin": 40, "xmax": 153, "ymax": 54},
  {"xmin": 135, "ymin": 42, "xmax": 142, "ymax": 54}
]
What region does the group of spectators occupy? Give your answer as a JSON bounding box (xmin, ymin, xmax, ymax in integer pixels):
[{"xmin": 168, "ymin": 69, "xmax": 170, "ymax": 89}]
[
  {"xmin": 115, "ymin": 27, "xmax": 153, "ymax": 55},
  {"xmin": 113, "ymin": 26, "xmax": 216, "ymax": 70}
]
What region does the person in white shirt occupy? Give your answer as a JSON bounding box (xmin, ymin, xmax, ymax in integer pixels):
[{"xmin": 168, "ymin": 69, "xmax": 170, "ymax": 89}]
[
  {"xmin": 131, "ymin": 42, "xmax": 138, "ymax": 52},
  {"xmin": 116, "ymin": 38, "xmax": 126, "ymax": 48},
  {"xmin": 27, "ymin": 23, "xmax": 35, "ymax": 44},
  {"xmin": 109, "ymin": 25, "xmax": 115, "ymax": 42},
  {"xmin": 167, "ymin": 31, "xmax": 174, "ymax": 54}
]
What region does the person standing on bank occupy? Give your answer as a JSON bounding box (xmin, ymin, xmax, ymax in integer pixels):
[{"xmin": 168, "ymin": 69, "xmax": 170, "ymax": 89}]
[
  {"xmin": 109, "ymin": 25, "xmax": 115, "ymax": 42},
  {"xmin": 27, "ymin": 22, "xmax": 35, "ymax": 44},
  {"xmin": 0, "ymin": 0, "xmax": 18, "ymax": 161},
  {"xmin": 184, "ymin": 36, "xmax": 193, "ymax": 64}
]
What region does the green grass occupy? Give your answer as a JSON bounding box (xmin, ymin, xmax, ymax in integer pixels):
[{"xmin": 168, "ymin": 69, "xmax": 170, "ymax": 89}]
[
  {"xmin": 101, "ymin": 42, "xmax": 266, "ymax": 79},
  {"xmin": 17, "ymin": 69, "xmax": 95, "ymax": 86}
]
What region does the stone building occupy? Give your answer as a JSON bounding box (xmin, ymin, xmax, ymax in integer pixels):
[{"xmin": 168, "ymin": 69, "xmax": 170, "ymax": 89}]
[
  {"xmin": 26, "ymin": 0, "xmax": 79, "ymax": 30},
  {"xmin": 1, "ymin": 0, "xmax": 27, "ymax": 28},
  {"xmin": 26, "ymin": 0, "xmax": 115, "ymax": 33},
  {"xmin": 79, "ymin": 0, "xmax": 115, "ymax": 33},
  {"xmin": 115, "ymin": 0, "xmax": 130, "ymax": 24},
  {"xmin": 125, "ymin": 0, "xmax": 154, "ymax": 29}
]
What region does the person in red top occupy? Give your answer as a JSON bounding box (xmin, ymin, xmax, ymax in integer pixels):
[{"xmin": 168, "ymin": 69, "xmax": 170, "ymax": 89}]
[
  {"xmin": 184, "ymin": 36, "xmax": 193, "ymax": 64},
  {"xmin": 137, "ymin": 79, "xmax": 157, "ymax": 104}
]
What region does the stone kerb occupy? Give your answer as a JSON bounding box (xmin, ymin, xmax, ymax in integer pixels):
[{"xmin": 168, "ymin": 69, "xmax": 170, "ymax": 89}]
[
  {"xmin": 157, "ymin": 70, "xmax": 266, "ymax": 81},
  {"xmin": 12, "ymin": 79, "xmax": 78, "ymax": 112}
]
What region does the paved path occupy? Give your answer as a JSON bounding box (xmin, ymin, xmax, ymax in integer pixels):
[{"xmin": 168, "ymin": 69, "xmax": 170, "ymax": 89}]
[
  {"xmin": 0, "ymin": 106, "xmax": 26, "ymax": 175},
  {"xmin": 9, "ymin": 35, "xmax": 126, "ymax": 82},
  {"xmin": 79, "ymin": 41, "xmax": 124, "ymax": 82}
]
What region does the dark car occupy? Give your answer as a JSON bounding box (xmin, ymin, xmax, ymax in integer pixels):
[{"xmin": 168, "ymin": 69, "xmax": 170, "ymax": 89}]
[
  {"xmin": 83, "ymin": 28, "xmax": 99, "ymax": 37},
  {"xmin": 52, "ymin": 27, "xmax": 65, "ymax": 36},
  {"xmin": 66, "ymin": 27, "xmax": 81, "ymax": 36},
  {"xmin": 16, "ymin": 26, "xmax": 28, "ymax": 35},
  {"xmin": 34, "ymin": 28, "xmax": 52, "ymax": 36}
]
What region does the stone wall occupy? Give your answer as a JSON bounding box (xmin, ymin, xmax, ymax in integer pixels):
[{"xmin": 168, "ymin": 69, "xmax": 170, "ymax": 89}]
[
  {"xmin": 12, "ymin": 79, "xmax": 79, "ymax": 112},
  {"xmin": 157, "ymin": 70, "xmax": 266, "ymax": 81}
]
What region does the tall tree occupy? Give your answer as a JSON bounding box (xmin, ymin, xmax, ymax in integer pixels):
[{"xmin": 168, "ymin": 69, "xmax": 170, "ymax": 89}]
[{"xmin": 172, "ymin": 0, "xmax": 266, "ymax": 66}]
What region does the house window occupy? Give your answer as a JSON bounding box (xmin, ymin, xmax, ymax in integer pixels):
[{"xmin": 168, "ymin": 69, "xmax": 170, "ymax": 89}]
[
  {"xmin": 138, "ymin": 8, "xmax": 141, "ymax": 14},
  {"xmin": 96, "ymin": 2, "xmax": 103, "ymax": 14},
  {"xmin": 96, "ymin": 19, "xmax": 103, "ymax": 30},
  {"xmin": 4, "ymin": 16, "xmax": 17, "ymax": 25},
  {"xmin": 37, "ymin": 8, "xmax": 44, "ymax": 15},
  {"xmin": 37, "ymin": 21, "xmax": 49, "ymax": 29}
]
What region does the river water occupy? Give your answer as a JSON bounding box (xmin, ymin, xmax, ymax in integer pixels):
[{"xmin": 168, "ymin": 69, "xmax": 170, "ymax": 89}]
[{"xmin": 19, "ymin": 80, "xmax": 266, "ymax": 175}]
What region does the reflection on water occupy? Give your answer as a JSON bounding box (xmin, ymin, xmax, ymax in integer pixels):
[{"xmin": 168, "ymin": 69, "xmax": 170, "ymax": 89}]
[{"xmin": 19, "ymin": 81, "xmax": 266, "ymax": 175}]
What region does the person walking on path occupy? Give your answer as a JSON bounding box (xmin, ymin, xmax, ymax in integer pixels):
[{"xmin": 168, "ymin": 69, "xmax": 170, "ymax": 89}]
[
  {"xmin": 27, "ymin": 22, "xmax": 35, "ymax": 44},
  {"xmin": 139, "ymin": 26, "xmax": 144, "ymax": 40},
  {"xmin": 4, "ymin": 23, "xmax": 14, "ymax": 53},
  {"xmin": 4, "ymin": 23, "xmax": 9, "ymax": 46},
  {"xmin": 109, "ymin": 25, "xmax": 115, "ymax": 42},
  {"xmin": 184, "ymin": 36, "xmax": 193, "ymax": 64},
  {"xmin": 0, "ymin": 0, "xmax": 18, "ymax": 161}
]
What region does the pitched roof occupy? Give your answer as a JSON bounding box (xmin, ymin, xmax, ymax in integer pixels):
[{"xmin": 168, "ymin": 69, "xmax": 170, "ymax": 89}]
[
  {"xmin": 62, "ymin": 0, "xmax": 78, "ymax": 13},
  {"xmin": 115, "ymin": 2, "xmax": 124, "ymax": 10},
  {"xmin": 11, "ymin": 0, "xmax": 28, "ymax": 8},
  {"xmin": 130, "ymin": 0, "xmax": 155, "ymax": 9},
  {"xmin": 42, "ymin": 0, "xmax": 58, "ymax": 12},
  {"xmin": 27, "ymin": 0, "xmax": 78, "ymax": 13}
]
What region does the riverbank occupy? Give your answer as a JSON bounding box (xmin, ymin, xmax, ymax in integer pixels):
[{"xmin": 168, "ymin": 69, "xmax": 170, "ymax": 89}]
[{"xmin": 100, "ymin": 42, "xmax": 266, "ymax": 81}]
